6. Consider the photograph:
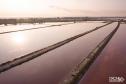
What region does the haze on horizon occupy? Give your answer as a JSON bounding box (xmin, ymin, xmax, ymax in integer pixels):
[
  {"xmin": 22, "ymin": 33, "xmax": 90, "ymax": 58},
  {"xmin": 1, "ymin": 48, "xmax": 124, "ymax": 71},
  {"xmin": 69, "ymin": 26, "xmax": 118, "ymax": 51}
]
[{"xmin": 0, "ymin": 0, "xmax": 126, "ymax": 18}]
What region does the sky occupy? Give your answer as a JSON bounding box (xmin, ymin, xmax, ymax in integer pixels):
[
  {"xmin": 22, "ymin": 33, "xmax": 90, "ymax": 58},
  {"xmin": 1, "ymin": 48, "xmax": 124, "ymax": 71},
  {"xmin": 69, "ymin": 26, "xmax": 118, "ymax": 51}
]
[{"xmin": 0, "ymin": 0, "xmax": 126, "ymax": 17}]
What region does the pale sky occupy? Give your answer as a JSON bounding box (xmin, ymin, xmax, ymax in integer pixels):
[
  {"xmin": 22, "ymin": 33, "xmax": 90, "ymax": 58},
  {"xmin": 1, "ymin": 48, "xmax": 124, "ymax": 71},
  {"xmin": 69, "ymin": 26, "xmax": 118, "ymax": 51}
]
[{"xmin": 0, "ymin": 0, "xmax": 126, "ymax": 17}]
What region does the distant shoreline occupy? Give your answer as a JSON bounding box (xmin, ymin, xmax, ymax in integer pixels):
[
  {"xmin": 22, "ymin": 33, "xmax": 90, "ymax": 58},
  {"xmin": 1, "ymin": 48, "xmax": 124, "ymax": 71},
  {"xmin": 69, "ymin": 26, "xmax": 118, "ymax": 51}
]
[{"xmin": 0, "ymin": 17, "xmax": 125, "ymax": 25}]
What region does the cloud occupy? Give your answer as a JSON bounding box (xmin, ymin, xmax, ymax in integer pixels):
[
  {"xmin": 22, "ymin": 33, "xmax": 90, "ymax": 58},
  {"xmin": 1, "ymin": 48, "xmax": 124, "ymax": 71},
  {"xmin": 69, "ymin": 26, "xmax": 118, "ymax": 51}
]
[
  {"xmin": 49, "ymin": 5, "xmax": 126, "ymax": 16},
  {"xmin": 49, "ymin": 5, "xmax": 73, "ymax": 13}
]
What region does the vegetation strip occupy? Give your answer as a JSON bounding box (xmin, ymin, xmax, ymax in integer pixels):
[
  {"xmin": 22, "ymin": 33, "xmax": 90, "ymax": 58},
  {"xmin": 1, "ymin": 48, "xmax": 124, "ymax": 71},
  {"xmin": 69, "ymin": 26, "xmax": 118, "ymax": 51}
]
[
  {"xmin": 0, "ymin": 17, "xmax": 118, "ymax": 25},
  {"xmin": 0, "ymin": 22, "xmax": 112, "ymax": 74},
  {"xmin": 61, "ymin": 22, "xmax": 120, "ymax": 84}
]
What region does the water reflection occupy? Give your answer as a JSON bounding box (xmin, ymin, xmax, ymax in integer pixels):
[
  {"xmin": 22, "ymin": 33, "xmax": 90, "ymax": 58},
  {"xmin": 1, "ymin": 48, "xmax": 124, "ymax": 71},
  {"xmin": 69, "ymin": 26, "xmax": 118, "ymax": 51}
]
[
  {"xmin": 0, "ymin": 22, "xmax": 105, "ymax": 64},
  {"xmin": 11, "ymin": 32, "xmax": 26, "ymax": 45},
  {"xmin": 79, "ymin": 24, "xmax": 126, "ymax": 84},
  {"xmin": 0, "ymin": 22, "xmax": 117, "ymax": 84}
]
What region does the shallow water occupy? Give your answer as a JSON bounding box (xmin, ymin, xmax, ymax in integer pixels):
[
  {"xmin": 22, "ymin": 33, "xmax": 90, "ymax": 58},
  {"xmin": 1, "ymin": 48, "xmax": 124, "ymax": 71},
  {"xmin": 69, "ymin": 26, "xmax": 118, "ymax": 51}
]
[
  {"xmin": 79, "ymin": 24, "xmax": 126, "ymax": 84},
  {"xmin": 0, "ymin": 22, "xmax": 120, "ymax": 84},
  {"xmin": 0, "ymin": 22, "xmax": 105, "ymax": 63}
]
